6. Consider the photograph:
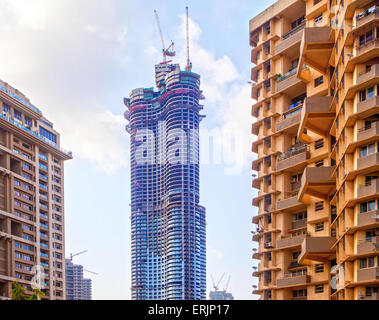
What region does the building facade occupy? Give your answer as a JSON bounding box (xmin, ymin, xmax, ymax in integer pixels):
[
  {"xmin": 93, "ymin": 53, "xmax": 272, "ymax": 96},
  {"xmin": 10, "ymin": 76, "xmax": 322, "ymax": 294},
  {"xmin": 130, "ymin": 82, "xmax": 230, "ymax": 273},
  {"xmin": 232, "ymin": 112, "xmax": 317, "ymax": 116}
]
[
  {"xmin": 209, "ymin": 290, "xmax": 234, "ymax": 300},
  {"xmin": 251, "ymin": 0, "xmax": 379, "ymax": 300},
  {"xmin": 0, "ymin": 80, "xmax": 71, "ymax": 300},
  {"xmin": 65, "ymin": 259, "xmax": 92, "ymax": 300},
  {"xmin": 125, "ymin": 63, "xmax": 206, "ymax": 300}
]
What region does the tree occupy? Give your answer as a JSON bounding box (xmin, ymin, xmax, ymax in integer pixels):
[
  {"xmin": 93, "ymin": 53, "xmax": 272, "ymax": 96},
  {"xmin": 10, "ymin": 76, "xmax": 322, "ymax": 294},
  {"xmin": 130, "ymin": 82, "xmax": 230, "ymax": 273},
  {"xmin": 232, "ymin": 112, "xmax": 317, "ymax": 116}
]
[{"xmin": 11, "ymin": 282, "xmax": 45, "ymax": 300}]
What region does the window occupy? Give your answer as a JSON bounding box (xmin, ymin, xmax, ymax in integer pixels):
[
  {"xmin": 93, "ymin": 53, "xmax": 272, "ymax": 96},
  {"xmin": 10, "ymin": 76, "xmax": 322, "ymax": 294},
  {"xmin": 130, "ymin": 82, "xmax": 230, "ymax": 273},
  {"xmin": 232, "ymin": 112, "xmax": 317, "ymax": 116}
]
[
  {"xmin": 366, "ymin": 286, "xmax": 379, "ymax": 297},
  {"xmin": 14, "ymin": 110, "xmax": 22, "ymax": 121},
  {"xmin": 315, "ymin": 264, "xmax": 324, "ymax": 273},
  {"xmin": 39, "ymin": 127, "xmax": 57, "ymax": 143},
  {"xmin": 360, "ymin": 257, "xmax": 376, "ymax": 269},
  {"xmin": 315, "ymin": 201, "xmax": 324, "ymax": 211},
  {"xmin": 293, "ymin": 212, "xmax": 307, "ymax": 221},
  {"xmin": 315, "ymin": 76, "xmax": 324, "ymax": 87},
  {"xmin": 315, "ymin": 285, "xmax": 324, "ymax": 293},
  {"xmin": 360, "ymin": 143, "xmax": 375, "ymax": 157},
  {"xmin": 315, "ymin": 14, "xmax": 323, "ymax": 24},
  {"xmin": 315, "ymin": 222, "xmax": 324, "ymax": 232},
  {"xmin": 315, "ymin": 160, "xmax": 324, "ymax": 167},
  {"xmin": 3, "ymin": 103, "xmax": 10, "ymax": 113},
  {"xmin": 24, "ymin": 117, "xmax": 32, "ymax": 127},
  {"xmin": 367, "ymin": 86, "xmax": 375, "ymax": 99},
  {"xmin": 360, "ymin": 200, "xmax": 376, "ymax": 213}
]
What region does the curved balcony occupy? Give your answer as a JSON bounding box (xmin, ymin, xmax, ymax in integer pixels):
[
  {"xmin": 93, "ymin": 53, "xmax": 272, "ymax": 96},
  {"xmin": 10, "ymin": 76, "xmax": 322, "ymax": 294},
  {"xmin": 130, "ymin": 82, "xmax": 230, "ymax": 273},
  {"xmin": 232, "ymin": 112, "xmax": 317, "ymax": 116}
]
[
  {"xmin": 297, "ymin": 96, "xmax": 334, "ymax": 143},
  {"xmin": 298, "ymin": 166, "xmax": 335, "ymax": 202},
  {"xmin": 298, "ymin": 236, "xmax": 336, "ymax": 264},
  {"xmin": 298, "ymin": 27, "xmax": 333, "ymax": 75}
]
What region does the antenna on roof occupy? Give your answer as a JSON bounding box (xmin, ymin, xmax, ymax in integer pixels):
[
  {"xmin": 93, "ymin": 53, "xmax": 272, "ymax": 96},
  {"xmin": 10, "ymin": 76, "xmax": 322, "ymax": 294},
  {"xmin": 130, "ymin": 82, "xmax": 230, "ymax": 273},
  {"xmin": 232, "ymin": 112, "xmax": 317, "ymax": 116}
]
[{"xmin": 185, "ymin": 6, "xmax": 192, "ymax": 72}]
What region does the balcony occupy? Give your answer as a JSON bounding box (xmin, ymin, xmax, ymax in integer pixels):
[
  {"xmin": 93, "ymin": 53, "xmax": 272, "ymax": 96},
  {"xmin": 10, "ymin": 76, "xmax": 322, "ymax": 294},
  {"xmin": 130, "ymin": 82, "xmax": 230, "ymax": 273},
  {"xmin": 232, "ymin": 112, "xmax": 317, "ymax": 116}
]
[
  {"xmin": 357, "ymin": 179, "xmax": 379, "ymax": 199},
  {"xmin": 357, "ymin": 152, "xmax": 379, "ymax": 171},
  {"xmin": 292, "ymin": 219, "xmax": 307, "ymax": 230},
  {"xmin": 357, "ymin": 210, "xmax": 379, "ymax": 227},
  {"xmin": 276, "ymin": 107, "xmax": 302, "ymax": 133},
  {"xmin": 357, "ymin": 267, "xmax": 379, "ymax": 283},
  {"xmin": 298, "ymin": 236, "xmax": 336, "ymax": 264},
  {"xmin": 356, "ymin": 96, "xmax": 379, "ymax": 119},
  {"xmin": 277, "ymin": 143, "xmax": 309, "ymax": 171},
  {"xmin": 298, "ymin": 27, "xmax": 333, "ymax": 75},
  {"xmin": 274, "ymin": 23, "xmax": 305, "ymax": 55},
  {"xmin": 297, "ymin": 96, "xmax": 334, "ymax": 143},
  {"xmin": 276, "ymin": 234, "xmax": 306, "ymax": 249},
  {"xmin": 354, "ymin": 39, "xmax": 379, "ymax": 63},
  {"xmin": 275, "ymin": 68, "xmax": 304, "ymax": 94},
  {"xmin": 298, "ymin": 166, "xmax": 335, "ymax": 201},
  {"xmin": 357, "ymin": 64, "xmax": 379, "ymax": 87},
  {"xmin": 357, "ymin": 237, "xmax": 379, "ymax": 255},
  {"xmin": 357, "ymin": 120, "xmax": 379, "ymax": 143},
  {"xmin": 277, "ymin": 274, "xmax": 310, "ymax": 288},
  {"xmin": 355, "ymin": 6, "xmax": 379, "ymax": 28},
  {"xmin": 277, "ymin": 196, "xmax": 305, "ymax": 212}
]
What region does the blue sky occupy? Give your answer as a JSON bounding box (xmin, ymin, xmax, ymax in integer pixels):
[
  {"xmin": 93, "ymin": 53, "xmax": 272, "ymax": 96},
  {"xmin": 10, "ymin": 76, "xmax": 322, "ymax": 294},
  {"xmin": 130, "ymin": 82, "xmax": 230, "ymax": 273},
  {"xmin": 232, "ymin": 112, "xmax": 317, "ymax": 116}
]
[{"xmin": 0, "ymin": 0, "xmax": 276, "ymax": 299}]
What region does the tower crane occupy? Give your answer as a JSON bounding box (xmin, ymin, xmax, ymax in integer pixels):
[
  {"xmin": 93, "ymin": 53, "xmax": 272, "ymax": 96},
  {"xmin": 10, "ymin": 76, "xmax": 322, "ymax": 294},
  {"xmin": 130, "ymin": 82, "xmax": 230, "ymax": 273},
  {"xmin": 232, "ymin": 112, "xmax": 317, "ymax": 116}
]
[
  {"xmin": 185, "ymin": 6, "xmax": 192, "ymax": 72},
  {"xmin": 154, "ymin": 9, "xmax": 176, "ymax": 64},
  {"xmin": 69, "ymin": 250, "xmax": 88, "ymax": 261},
  {"xmin": 223, "ymin": 275, "xmax": 231, "ymax": 292},
  {"xmin": 84, "ymin": 269, "xmax": 99, "ymax": 276},
  {"xmin": 211, "ymin": 272, "xmax": 225, "ymax": 291}
]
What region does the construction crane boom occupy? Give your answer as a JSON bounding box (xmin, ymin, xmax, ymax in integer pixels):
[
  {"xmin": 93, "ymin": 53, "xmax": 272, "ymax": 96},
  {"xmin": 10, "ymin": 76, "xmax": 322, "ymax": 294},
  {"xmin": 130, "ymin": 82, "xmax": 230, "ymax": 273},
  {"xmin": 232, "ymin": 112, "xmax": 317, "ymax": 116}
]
[
  {"xmin": 185, "ymin": 6, "xmax": 192, "ymax": 72},
  {"xmin": 154, "ymin": 10, "xmax": 166, "ymax": 62},
  {"xmin": 216, "ymin": 273, "xmax": 225, "ymax": 290},
  {"xmin": 224, "ymin": 275, "xmax": 231, "ymax": 292},
  {"xmin": 154, "ymin": 9, "xmax": 175, "ymax": 64},
  {"xmin": 84, "ymin": 269, "xmax": 99, "ymax": 275},
  {"xmin": 70, "ymin": 250, "xmax": 88, "ymax": 261}
]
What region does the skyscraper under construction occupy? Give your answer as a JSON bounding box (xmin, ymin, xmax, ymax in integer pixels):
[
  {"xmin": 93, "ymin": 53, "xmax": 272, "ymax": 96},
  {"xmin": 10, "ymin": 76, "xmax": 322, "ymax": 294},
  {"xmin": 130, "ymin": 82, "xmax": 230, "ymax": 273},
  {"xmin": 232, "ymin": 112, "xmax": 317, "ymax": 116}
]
[
  {"xmin": 124, "ymin": 62, "xmax": 206, "ymax": 300},
  {"xmin": 251, "ymin": 0, "xmax": 379, "ymax": 300}
]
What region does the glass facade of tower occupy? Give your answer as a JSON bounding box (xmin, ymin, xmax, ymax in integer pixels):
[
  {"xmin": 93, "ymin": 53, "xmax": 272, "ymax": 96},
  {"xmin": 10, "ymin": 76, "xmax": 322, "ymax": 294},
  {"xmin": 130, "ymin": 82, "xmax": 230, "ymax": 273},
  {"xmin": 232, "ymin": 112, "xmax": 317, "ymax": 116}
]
[{"xmin": 125, "ymin": 64, "xmax": 206, "ymax": 300}]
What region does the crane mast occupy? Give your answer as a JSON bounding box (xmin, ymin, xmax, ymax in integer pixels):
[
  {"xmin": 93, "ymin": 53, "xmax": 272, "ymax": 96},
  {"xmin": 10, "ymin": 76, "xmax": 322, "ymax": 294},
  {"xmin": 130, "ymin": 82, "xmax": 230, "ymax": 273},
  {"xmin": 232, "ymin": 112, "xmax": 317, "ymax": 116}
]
[
  {"xmin": 185, "ymin": 6, "xmax": 192, "ymax": 72},
  {"xmin": 154, "ymin": 9, "xmax": 175, "ymax": 64}
]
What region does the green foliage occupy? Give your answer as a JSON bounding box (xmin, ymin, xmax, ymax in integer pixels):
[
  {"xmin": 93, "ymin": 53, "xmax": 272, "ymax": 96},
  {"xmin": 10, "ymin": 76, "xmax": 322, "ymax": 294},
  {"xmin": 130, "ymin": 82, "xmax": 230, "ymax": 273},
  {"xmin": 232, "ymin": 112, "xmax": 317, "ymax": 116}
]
[{"xmin": 11, "ymin": 282, "xmax": 45, "ymax": 300}]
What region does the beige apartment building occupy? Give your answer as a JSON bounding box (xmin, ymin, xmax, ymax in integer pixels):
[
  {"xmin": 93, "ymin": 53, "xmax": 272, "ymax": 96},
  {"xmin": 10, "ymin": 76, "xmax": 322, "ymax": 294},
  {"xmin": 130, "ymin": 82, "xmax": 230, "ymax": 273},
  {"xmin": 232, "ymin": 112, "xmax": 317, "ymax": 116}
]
[
  {"xmin": 251, "ymin": 0, "xmax": 379, "ymax": 300},
  {"xmin": 0, "ymin": 80, "xmax": 72, "ymax": 299}
]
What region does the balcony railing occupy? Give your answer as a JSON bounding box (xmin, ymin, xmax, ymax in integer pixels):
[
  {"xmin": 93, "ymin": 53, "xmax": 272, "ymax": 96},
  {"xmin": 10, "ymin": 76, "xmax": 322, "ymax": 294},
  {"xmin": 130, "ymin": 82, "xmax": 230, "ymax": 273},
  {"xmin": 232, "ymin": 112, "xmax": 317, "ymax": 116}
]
[
  {"xmin": 277, "ymin": 68, "xmax": 297, "ymax": 82},
  {"xmin": 278, "ymin": 143, "xmax": 308, "ymax": 161},
  {"xmin": 282, "ymin": 23, "xmax": 306, "ymax": 40},
  {"xmin": 283, "ymin": 106, "xmax": 302, "ymax": 119},
  {"xmin": 355, "ymin": 6, "xmax": 377, "ymax": 21}
]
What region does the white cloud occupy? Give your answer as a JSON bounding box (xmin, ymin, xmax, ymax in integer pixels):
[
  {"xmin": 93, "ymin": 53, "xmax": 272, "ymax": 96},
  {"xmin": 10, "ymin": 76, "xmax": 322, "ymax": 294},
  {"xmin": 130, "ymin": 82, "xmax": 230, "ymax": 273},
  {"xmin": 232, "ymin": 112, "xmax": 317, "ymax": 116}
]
[
  {"xmin": 0, "ymin": 0, "xmax": 131, "ymax": 174},
  {"xmin": 175, "ymin": 15, "xmax": 252, "ymax": 173},
  {"xmin": 208, "ymin": 245, "xmax": 225, "ymax": 261},
  {"xmin": 60, "ymin": 110, "xmax": 129, "ymax": 174}
]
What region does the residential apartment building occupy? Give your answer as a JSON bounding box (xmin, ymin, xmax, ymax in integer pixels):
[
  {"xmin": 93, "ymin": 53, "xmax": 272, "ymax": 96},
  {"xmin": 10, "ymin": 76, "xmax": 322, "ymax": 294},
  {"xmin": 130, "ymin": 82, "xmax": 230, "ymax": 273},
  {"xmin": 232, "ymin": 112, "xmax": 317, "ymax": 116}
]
[
  {"xmin": 125, "ymin": 63, "xmax": 206, "ymax": 300},
  {"xmin": 0, "ymin": 80, "xmax": 72, "ymax": 300},
  {"xmin": 65, "ymin": 259, "xmax": 92, "ymax": 300},
  {"xmin": 250, "ymin": 0, "xmax": 379, "ymax": 300}
]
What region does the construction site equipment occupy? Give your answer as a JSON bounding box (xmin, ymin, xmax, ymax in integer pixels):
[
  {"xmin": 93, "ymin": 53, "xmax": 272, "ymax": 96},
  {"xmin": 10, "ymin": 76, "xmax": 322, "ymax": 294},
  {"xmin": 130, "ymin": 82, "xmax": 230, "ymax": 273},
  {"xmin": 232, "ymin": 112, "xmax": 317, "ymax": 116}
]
[{"xmin": 154, "ymin": 10, "xmax": 176, "ymax": 64}]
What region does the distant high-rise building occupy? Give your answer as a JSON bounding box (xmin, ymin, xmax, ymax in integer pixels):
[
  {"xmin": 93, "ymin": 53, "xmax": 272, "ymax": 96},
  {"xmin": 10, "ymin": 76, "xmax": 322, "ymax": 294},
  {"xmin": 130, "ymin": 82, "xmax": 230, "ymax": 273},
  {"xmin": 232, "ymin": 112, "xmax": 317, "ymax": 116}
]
[
  {"xmin": 209, "ymin": 290, "xmax": 234, "ymax": 300},
  {"xmin": 251, "ymin": 0, "xmax": 379, "ymax": 300},
  {"xmin": 65, "ymin": 259, "xmax": 92, "ymax": 300},
  {"xmin": 0, "ymin": 79, "xmax": 72, "ymax": 300},
  {"xmin": 82, "ymin": 278, "xmax": 92, "ymax": 300},
  {"xmin": 125, "ymin": 63, "xmax": 206, "ymax": 300}
]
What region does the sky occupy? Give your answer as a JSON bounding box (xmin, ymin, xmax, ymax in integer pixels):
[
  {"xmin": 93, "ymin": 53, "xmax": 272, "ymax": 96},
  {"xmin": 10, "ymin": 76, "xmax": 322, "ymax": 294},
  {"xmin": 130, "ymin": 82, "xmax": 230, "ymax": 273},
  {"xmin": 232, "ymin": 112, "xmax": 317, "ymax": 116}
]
[{"xmin": 0, "ymin": 0, "xmax": 276, "ymax": 299}]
